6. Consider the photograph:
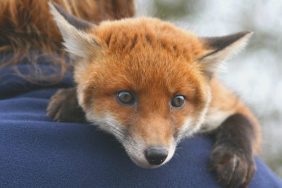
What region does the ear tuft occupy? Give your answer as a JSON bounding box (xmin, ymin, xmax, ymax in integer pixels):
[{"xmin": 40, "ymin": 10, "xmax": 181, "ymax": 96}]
[
  {"xmin": 199, "ymin": 32, "xmax": 253, "ymax": 78},
  {"xmin": 49, "ymin": 2, "xmax": 99, "ymax": 59}
]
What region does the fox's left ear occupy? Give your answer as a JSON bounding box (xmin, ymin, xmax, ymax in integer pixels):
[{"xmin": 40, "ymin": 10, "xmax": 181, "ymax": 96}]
[
  {"xmin": 49, "ymin": 2, "xmax": 99, "ymax": 59},
  {"xmin": 199, "ymin": 32, "xmax": 253, "ymax": 78}
]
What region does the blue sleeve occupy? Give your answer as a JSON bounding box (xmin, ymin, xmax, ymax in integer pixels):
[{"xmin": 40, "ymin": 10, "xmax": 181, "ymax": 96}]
[{"xmin": 0, "ymin": 58, "xmax": 281, "ymax": 188}]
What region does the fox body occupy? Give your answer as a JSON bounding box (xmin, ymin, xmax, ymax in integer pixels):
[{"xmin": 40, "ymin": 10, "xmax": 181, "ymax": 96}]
[
  {"xmin": 43, "ymin": 3, "xmax": 261, "ymax": 188},
  {"xmin": 47, "ymin": 4, "xmax": 261, "ymax": 187}
]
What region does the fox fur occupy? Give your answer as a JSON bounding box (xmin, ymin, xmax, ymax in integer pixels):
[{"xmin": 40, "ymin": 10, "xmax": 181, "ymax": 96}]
[
  {"xmin": 47, "ymin": 4, "xmax": 261, "ymax": 187},
  {"xmin": 48, "ymin": 5, "xmax": 260, "ymax": 187},
  {"xmin": 0, "ymin": 1, "xmax": 261, "ymax": 187}
]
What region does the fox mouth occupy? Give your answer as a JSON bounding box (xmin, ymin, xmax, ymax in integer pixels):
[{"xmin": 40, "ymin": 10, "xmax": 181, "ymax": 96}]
[{"xmin": 129, "ymin": 155, "xmax": 162, "ymax": 169}]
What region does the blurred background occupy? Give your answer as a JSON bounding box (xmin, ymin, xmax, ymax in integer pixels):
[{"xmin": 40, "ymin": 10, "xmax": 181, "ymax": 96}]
[{"xmin": 136, "ymin": 0, "xmax": 282, "ymax": 177}]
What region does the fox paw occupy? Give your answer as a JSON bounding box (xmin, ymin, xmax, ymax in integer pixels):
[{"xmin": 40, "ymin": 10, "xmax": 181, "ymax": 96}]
[
  {"xmin": 47, "ymin": 88, "xmax": 86, "ymax": 123},
  {"xmin": 209, "ymin": 145, "xmax": 255, "ymax": 188}
]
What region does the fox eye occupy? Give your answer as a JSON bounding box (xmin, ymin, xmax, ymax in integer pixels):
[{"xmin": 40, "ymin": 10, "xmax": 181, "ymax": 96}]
[
  {"xmin": 171, "ymin": 95, "xmax": 185, "ymax": 108},
  {"xmin": 117, "ymin": 91, "xmax": 136, "ymax": 105}
]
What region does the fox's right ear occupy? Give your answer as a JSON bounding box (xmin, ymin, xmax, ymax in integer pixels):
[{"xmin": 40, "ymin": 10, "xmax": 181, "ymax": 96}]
[
  {"xmin": 49, "ymin": 2, "xmax": 99, "ymax": 59},
  {"xmin": 199, "ymin": 32, "xmax": 253, "ymax": 78}
]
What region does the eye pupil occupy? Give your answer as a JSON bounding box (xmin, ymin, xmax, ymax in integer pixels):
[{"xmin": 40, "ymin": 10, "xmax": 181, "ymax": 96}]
[
  {"xmin": 117, "ymin": 91, "xmax": 135, "ymax": 105},
  {"xmin": 171, "ymin": 95, "xmax": 185, "ymax": 108}
]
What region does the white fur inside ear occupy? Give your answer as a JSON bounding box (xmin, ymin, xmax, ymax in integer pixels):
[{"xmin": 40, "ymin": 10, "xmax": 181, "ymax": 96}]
[
  {"xmin": 49, "ymin": 3, "xmax": 98, "ymax": 58},
  {"xmin": 200, "ymin": 32, "xmax": 253, "ymax": 75}
]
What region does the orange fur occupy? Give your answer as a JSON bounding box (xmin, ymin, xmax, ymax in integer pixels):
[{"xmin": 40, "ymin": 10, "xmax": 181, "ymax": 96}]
[
  {"xmin": 70, "ymin": 17, "xmax": 261, "ymax": 153},
  {"xmin": 46, "ymin": 5, "xmax": 262, "ymax": 176},
  {"xmin": 74, "ymin": 18, "xmax": 211, "ymax": 146},
  {"xmin": 0, "ymin": 1, "xmax": 261, "ymax": 182}
]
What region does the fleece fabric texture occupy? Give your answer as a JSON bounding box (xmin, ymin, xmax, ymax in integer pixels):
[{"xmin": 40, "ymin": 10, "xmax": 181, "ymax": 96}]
[{"xmin": 0, "ymin": 54, "xmax": 282, "ymax": 188}]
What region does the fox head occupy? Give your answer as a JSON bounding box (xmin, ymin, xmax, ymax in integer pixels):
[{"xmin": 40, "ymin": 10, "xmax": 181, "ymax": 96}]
[{"xmin": 50, "ymin": 3, "xmax": 252, "ymax": 168}]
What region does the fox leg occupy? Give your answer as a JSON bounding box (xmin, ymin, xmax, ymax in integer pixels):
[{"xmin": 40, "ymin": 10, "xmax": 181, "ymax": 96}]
[
  {"xmin": 47, "ymin": 87, "xmax": 86, "ymax": 123},
  {"xmin": 204, "ymin": 80, "xmax": 261, "ymax": 188},
  {"xmin": 209, "ymin": 113, "xmax": 258, "ymax": 188}
]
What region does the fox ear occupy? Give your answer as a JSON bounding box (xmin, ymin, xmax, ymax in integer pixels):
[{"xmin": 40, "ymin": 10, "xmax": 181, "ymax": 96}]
[
  {"xmin": 49, "ymin": 2, "xmax": 99, "ymax": 58},
  {"xmin": 199, "ymin": 32, "xmax": 253, "ymax": 78}
]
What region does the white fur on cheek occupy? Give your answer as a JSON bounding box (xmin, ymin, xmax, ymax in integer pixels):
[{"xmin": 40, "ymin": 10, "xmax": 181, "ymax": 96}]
[
  {"xmin": 194, "ymin": 86, "xmax": 212, "ymax": 131},
  {"xmin": 176, "ymin": 117, "xmax": 193, "ymax": 143},
  {"xmin": 176, "ymin": 86, "xmax": 212, "ymax": 142},
  {"xmin": 76, "ymin": 86, "xmax": 85, "ymax": 110},
  {"xmin": 83, "ymin": 109, "xmax": 146, "ymax": 164},
  {"xmin": 86, "ymin": 112, "xmax": 126, "ymax": 141}
]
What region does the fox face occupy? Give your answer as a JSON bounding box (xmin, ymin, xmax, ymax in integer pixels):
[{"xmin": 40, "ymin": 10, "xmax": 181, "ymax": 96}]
[
  {"xmin": 50, "ymin": 3, "xmax": 252, "ymax": 168},
  {"xmin": 75, "ymin": 20, "xmax": 211, "ymax": 167},
  {"xmin": 76, "ymin": 35, "xmax": 210, "ymax": 167}
]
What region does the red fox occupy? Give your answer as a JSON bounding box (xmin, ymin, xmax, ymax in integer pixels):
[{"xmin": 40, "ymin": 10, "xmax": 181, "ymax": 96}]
[
  {"xmin": 1, "ymin": 0, "xmax": 260, "ymax": 187},
  {"xmin": 47, "ymin": 3, "xmax": 261, "ymax": 187}
]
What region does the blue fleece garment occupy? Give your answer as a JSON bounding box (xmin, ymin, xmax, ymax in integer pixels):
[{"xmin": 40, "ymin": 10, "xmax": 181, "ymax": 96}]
[{"xmin": 0, "ymin": 55, "xmax": 282, "ymax": 188}]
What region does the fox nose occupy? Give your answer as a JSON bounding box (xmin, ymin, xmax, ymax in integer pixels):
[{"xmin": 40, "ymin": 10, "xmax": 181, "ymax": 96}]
[{"xmin": 145, "ymin": 147, "xmax": 168, "ymax": 165}]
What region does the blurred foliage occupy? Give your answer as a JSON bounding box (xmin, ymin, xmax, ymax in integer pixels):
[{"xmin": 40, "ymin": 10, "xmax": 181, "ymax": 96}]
[{"xmin": 152, "ymin": 0, "xmax": 202, "ymax": 19}]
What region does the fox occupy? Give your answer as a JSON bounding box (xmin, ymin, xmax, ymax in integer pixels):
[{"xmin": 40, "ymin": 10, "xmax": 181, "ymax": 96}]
[{"xmin": 45, "ymin": 3, "xmax": 261, "ymax": 188}]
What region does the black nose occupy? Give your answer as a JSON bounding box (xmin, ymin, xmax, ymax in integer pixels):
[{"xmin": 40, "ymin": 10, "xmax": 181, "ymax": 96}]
[{"xmin": 145, "ymin": 147, "xmax": 168, "ymax": 165}]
